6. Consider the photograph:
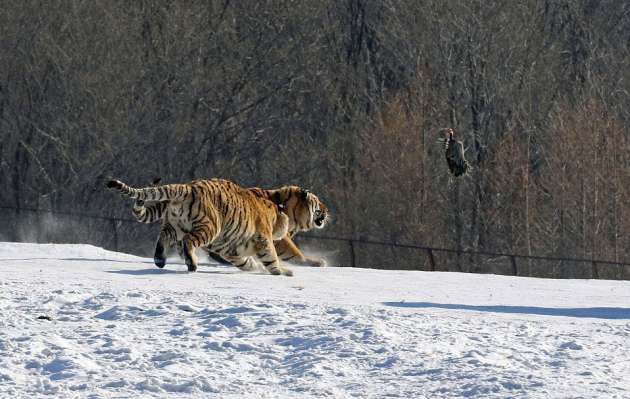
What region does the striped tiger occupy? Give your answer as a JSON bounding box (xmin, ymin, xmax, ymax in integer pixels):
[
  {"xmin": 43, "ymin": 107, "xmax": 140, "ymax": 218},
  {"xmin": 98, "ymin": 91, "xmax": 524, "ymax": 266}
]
[
  {"xmin": 106, "ymin": 178, "xmax": 293, "ymax": 276},
  {"xmin": 132, "ymin": 184, "xmax": 330, "ymax": 269}
]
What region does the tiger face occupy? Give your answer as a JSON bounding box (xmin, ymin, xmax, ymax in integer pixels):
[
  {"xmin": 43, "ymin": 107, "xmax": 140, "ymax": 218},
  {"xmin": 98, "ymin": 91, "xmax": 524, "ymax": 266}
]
[{"xmin": 305, "ymin": 191, "xmax": 329, "ymax": 230}]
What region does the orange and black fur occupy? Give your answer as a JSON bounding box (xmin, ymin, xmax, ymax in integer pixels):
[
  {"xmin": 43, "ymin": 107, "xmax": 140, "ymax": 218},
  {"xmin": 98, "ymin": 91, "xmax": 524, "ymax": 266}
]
[
  {"xmin": 107, "ymin": 178, "xmax": 293, "ymax": 276},
  {"xmin": 134, "ymin": 184, "xmax": 330, "ymax": 268}
]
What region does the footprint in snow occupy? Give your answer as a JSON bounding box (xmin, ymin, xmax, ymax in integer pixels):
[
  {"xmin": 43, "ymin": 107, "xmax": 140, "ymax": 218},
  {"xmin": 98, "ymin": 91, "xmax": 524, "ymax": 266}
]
[{"xmin": 559, "ymin": 341, "xmax": 583, "ymax": 350}]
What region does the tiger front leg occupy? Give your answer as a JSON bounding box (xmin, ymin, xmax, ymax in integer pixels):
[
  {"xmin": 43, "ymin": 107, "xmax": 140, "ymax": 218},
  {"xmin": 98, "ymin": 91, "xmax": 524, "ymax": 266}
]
[
  {"xmin": 253, "ymin": 234, "xmax": 293, "ymax": 277},
  {"xmin": 275, "ymin": 236, "xmax": 327, "ymax": 267}
]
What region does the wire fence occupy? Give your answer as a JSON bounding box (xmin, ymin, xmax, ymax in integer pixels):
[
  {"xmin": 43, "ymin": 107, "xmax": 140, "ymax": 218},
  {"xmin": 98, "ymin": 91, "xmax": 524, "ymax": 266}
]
[
  {"xmin": 1, "ymin": 205, "xmax": 629, "ymax": 280},
  {"xmin": 296, "ymin": 234, "xmax": 630, "ymax": 280}
]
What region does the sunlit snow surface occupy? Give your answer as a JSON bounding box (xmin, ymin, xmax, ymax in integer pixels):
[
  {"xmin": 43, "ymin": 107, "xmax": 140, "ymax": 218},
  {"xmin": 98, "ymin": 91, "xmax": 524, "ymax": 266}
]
[{"xmin": 0, "ymin": 242, "xmax": 629, "ymax": 398}]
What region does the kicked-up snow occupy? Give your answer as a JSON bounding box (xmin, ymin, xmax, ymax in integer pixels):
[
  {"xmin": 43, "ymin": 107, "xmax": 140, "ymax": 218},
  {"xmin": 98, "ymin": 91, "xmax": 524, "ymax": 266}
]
[{"xmin": 0, "ymin": 242, "xmax": 629, "ymax": 398}]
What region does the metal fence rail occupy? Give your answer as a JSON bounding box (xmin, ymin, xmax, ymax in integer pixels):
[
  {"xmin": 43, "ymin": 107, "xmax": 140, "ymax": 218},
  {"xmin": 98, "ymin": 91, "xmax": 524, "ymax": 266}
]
[
  {"xmin": 299, "ymin": 234, "xmax": 630, "ymax": 279},
  {"xmin": 1, "ymin": 206, "xmax": 628, "ymax": 280}
]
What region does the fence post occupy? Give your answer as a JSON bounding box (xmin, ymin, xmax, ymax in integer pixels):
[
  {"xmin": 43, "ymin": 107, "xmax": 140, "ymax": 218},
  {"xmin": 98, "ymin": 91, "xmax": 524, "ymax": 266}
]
[
  {"xmin": 112, "ymin": 219, "xmax": 119, "ymax": 252},
  {"xmin": 426, "ymin": 248, "xmax": 436, "ymax": 271},
  {"xmin": 36, "ymin": 209, "xmax": 42, "ymax": 243},
  {"xmin": 510, "ymin": 255, "xmax": 518, "ymax": 276},
  {"xmin": 591, "ymin": 261, "xmax": 599, "ymax": 279},
  {"xmin": 349, "ymin": 240, "xmax": 356, "ymax": 268}
]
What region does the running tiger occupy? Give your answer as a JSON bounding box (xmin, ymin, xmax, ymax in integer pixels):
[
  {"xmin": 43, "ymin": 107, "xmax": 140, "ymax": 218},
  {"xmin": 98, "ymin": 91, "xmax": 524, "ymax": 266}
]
[
  {"xmin": 132, "ymin": 184, "xmax": 330, "ymax": 269},
  {"xmin": 106, "ymin": 178, "xmax": 294, "ymax": 276}
]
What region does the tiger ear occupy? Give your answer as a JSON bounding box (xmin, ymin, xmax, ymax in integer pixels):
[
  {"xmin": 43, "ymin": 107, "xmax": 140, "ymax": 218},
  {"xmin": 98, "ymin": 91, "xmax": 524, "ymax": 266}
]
[{"xmin": 299, "ymin": 188, "xmax": 309, "ymax": 200}]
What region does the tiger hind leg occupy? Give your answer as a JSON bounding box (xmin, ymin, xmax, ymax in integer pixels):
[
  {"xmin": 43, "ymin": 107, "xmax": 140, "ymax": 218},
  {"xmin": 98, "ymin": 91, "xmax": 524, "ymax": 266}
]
[
  {"xmin": 181, "ymin": 222, "xmax": 216, "ymax": 272},
  {"xmin": 154, "ymin": 222, "xmax": 176, "ymax": 268},
  {"xmin": 154, "ymin": 241, "xmax": 166, "ymax": 268},
  {"xmin": 253, "ymin": 234, "xmax": 293, "ymax": 277}
]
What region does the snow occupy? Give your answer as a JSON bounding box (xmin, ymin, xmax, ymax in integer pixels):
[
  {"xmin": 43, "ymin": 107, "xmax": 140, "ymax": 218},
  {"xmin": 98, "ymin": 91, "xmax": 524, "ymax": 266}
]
[{"xmin": 0, "ymin": 242, "xmax": 629, "ymax": 398}]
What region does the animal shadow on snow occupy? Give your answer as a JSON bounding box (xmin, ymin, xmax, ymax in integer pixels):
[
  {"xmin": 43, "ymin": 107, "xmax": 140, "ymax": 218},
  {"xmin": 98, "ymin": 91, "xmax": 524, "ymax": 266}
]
[
  {"xmin": 107, "ymin": 268, "xmax": 183, "ymax": 275},
  {"xmin": 0, "ymin": 257, "xmax": 154, "ymax": 264},
  {"xmin": 382, "ymin": 302, "xmax": 630, "ymax": 320},
  {"xmin": 107, "ymin": 265, "xmax": 245, "ymax": 276}
]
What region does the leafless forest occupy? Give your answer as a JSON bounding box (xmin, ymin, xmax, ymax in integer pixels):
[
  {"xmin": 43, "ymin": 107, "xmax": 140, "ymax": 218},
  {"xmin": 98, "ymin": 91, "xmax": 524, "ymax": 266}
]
[{"xmin": 2, "ymin": 1, "xmax": 630, "ymax": 278}]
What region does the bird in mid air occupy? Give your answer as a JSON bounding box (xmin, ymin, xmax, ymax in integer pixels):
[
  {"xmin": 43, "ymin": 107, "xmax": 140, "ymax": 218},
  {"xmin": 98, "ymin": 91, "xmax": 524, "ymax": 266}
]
[{"xmin": 439, "ymin": 128, "xmax": 470, "ymax": 177}]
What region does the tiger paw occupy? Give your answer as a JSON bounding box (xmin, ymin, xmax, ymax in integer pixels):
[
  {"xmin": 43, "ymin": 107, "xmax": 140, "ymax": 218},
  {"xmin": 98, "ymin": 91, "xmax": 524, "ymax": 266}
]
[
  {"xmin": 306, "ymin": 257, "xmax": 327, "ymax": 267},
  {"xmin": 185, "ymin": 257, "xmax": 197, "ymax": 272},
  {"xmin": 282, "ymin": 268, "xmax": 294, "ymax": 277},
  {"xmin": 267, "ymin": 265, "xmax": 293, "ymax": 276},
  {"xmin": 237, "ymin": 261, "xmax": 256, "ymax": 272}
]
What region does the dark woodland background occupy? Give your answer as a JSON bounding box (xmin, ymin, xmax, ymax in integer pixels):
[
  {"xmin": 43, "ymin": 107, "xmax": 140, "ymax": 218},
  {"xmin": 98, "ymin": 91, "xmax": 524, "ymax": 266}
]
[{"xmin": 2, "ymin": 0, "xmax": 630, "ymax": 279}]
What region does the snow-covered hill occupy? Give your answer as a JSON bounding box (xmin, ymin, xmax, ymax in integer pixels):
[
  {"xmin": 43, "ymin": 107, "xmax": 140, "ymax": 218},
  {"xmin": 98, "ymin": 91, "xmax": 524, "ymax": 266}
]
[{"xmin": 0, "ymin": 242, "xmax": 629, "ymax": 398}]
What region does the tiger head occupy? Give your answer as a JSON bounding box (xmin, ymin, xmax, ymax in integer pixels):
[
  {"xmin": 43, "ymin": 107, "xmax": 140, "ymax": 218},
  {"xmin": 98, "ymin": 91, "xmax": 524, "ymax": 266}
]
[{"xmin": 251, "ymin": 186, "xmax": 329, "ymax": 234}]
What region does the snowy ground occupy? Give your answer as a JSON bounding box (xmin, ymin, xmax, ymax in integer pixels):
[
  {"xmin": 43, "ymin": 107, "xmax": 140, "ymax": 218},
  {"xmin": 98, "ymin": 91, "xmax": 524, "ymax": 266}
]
[{"xmin": 0, "ymin": 242, "xmax": 629, "ymax": 398}]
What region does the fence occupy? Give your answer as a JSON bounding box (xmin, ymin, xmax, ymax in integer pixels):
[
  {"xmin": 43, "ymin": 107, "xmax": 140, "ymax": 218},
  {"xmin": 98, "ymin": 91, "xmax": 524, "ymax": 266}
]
[
  {"xmin": 1, "ymin": 206, "xmax": 629, "ymax": 280},
  {"xmin": 295, "ymin": 234, "xmax": 629, "ymax": 280}
]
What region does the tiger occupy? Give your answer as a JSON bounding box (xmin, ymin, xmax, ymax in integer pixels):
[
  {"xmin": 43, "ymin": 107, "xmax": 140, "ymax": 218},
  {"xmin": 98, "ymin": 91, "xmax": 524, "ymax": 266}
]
[
  {"xmin": 106, "ymin": 178, "xmax": 294, "ymax": 276},
  {"xmin": 131, "ymin": 184, "xmax": 330, "ymax": 269}
]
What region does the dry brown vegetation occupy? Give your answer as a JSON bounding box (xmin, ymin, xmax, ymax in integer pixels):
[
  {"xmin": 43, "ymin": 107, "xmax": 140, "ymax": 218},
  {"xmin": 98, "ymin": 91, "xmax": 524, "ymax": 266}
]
[{"xmin": 2, "ymin": 1, "xmax": 630, "ymax": 278}]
